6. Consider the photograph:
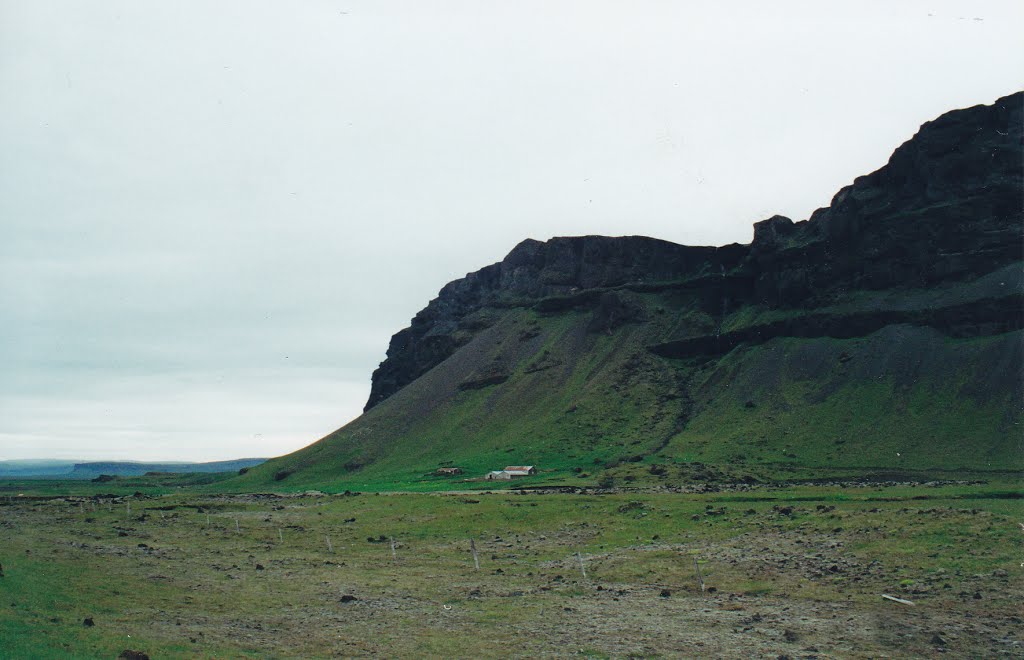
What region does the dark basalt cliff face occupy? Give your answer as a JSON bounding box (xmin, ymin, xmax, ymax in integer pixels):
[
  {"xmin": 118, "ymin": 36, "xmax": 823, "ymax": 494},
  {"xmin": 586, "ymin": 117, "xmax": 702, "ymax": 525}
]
[
  {"xmin": 364, "ymin": 237, "xmax": 748, "ymax": 410},
  {"xmin": 365, "ymin": 92, "xmax": 1022, "ymax": 412}
]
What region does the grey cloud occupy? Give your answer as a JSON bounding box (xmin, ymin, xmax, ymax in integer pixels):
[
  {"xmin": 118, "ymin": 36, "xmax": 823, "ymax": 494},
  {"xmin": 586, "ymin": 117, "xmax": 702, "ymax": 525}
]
[{"xmin": 2, "ymin": 0, "xmax": 1022, "ymax": 460}]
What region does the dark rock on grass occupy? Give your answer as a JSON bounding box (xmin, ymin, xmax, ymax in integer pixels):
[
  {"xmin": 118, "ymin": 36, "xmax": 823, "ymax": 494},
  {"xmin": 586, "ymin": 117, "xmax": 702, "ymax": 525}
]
[
  {"xmin": 255, "ymin": 564, "xmax": 265, "ymax": 570},
  {"xmin": 83, "ymin": 617, "xmax": 95, "ymax": 627},
  {"xmin": 340, "ymin": 595, "xmax": 357, "ymax": 603},
  {"xmin": 931, "ymin": 634, "xmax": 948, "ymax": 646},
  {"xmin": 783, "ymin": 629, "xmax": 799, "ymax": 642},
  {"xmin": 458, "ymin": 372, "xmax": 510, "ymax": 391},
  {"xmin": 118, "ymin": 651, "xmax": 149, "ymax": 660},
  {"xmin": 659, "ymin": 589, "xmax": 671, "ymax": 598}
]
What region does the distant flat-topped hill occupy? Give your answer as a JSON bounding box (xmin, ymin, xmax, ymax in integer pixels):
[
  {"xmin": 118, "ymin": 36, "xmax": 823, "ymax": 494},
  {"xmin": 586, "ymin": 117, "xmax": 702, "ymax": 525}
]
[
  {"xmin": 0, "ymin": 458, "xmax": 267, "ymax": 480},
  {"xmin": 234, "ymin": 92, "xmax": 1023, "ymax": 491}
]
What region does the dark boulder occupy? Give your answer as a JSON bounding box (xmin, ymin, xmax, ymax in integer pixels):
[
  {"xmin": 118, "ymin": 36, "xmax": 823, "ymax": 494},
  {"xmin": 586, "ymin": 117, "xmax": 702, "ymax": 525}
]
[{"xmin": 118, "ymin": 652, "xmax": 150, "ymax": 660}]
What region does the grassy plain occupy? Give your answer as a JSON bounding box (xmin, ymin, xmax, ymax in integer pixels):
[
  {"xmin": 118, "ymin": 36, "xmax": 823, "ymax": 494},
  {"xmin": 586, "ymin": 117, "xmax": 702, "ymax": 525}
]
[{"xmin": 1, "ymin": 480, "xmax": 1021, "ymax": 658}]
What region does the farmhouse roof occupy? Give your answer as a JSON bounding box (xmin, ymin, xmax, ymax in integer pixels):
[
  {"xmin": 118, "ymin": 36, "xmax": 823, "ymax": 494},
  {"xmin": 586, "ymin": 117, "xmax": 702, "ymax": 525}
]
[{"xmin": 503, "ymin": 466, "xmax": 534, "ymax": 472}]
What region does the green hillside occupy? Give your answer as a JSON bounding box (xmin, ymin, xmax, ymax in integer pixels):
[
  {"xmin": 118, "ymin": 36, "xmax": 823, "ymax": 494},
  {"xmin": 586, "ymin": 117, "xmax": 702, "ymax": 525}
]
[
  {"xmin": 227, "ymin": 92, "xmax": 1023, "ymax": 493},
  {"xmin": 229, "ymin": 284, "xmax": 1021, "ymax": 492}
]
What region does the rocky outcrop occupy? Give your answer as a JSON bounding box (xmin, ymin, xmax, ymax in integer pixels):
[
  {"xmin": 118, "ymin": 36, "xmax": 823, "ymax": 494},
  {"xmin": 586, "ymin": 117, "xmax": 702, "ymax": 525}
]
[
  {"xmin": 749, "ymin": 91, "xmax": 1022, "ymax": 306},
  {"xmin": 365, "ymin": 92, "xmax": 1023, "ymax": 411},
  {"xmin": 364, "ymin": 237, "xmax": 745, "ymax": 410},
  {"xmin": 650, "ymin": 293, "xmax": 1023, "ymax": 360}
]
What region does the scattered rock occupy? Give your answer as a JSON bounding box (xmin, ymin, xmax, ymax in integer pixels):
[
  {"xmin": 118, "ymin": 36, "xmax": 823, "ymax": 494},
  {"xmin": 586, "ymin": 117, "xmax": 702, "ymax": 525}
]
[
  {"xmin": 83, "ymin": 617, "xmax": 95, "ymax": 627},
  {"xmin": 659, "ymin": 589, "xmax": 671, "ymax": 598},
  {"xmin": 340, "ymin": 595, "xmax": 357, "ymax": 603},
  {"xmin": 117, "ymin": 651, "xmax": 150, "ymax": 660}
]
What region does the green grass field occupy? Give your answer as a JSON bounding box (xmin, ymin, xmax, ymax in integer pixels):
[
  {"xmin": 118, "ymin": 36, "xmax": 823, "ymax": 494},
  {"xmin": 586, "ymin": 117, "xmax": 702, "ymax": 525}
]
[{"xmin": 2, "ymin": 481, "xmax": 1021, "ymax": 657}]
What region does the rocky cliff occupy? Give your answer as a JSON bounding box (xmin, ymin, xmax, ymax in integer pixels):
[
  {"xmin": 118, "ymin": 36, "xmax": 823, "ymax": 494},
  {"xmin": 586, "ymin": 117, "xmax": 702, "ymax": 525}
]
[{"xmin": 367, "ymin": 91, "xmax": 1022, "ymax": 412}]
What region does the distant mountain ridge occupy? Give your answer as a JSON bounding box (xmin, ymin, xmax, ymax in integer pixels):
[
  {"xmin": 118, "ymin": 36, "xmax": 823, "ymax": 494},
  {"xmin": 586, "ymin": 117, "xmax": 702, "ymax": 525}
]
[
  {"xmin": 0, "ymin": 458, "xmax": 267, "ymax": 479},
  {"xmin": 234, "ymin": 91, "xmax": 1022, "ymax": 491}
]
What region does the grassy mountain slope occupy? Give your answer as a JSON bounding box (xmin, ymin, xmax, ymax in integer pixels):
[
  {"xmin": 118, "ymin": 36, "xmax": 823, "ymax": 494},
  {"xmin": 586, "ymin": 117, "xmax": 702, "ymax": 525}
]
[
  {"xmin": 232, "ymin": 280, "xmax": 1021, "ymax": 491},
  {"xmin": 229, "ymin": 92, "xmax": 1022, "ymax": 492}
]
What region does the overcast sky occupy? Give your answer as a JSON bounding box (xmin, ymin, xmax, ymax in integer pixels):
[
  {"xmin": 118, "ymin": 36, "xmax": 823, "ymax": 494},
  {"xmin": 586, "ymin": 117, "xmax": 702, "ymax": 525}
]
[{"xmin": 1, "ymin": 1, "xmax": 1021, "ymax": 462}]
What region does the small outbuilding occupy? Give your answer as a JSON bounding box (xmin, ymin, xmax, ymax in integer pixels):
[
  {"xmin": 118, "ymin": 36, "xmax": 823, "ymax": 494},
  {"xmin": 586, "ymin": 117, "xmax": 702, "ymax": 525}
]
[
  {"xmin": 435, "ymin": 467, "xmax": 463, "ymax": 476},
  {"xmin": 485, "ymin": 466, "xmax": 536, "ymax": 480},
  {"xmin": 502, "ymin": 466, "xmax": 536, "ymax": 477}
]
